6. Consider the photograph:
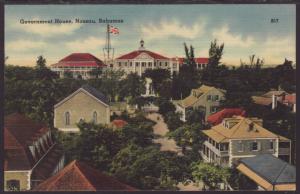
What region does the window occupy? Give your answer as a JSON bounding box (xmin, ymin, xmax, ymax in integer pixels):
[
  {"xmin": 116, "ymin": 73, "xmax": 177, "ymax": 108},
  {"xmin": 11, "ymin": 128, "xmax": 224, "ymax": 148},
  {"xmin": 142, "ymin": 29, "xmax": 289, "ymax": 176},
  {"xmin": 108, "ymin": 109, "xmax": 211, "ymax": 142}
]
[
  {"xmin": 118, "ymin": 62, "xmax": 121, "ymax": 67},
  {"xmin": 136, "ymin": 62, "xmax": 139, "ymax": 67},
  {"xmin": 210, "ymin": 106, "xmax": 217, "ymax": 113},
  {"xmin": 93, "ymin": 111, "xmax": 97, "ymax": 123},
  {"xmin": 159, "ymin": 62, "xmax": 162, "ymax": 66},
  {"xmin": 165, "ymin": 62, "xmax": 168, "ymax": 66},
  {"xmin": 125, "ymin": 62, "xmax": 127, "ymax": 67},
  {"xmin": 269, "ymin": 140, "xmax": 274, "ymax": 150},
  {"xmin": 130, "ymin": 62, "xmax": 133, "ymax": 67},
  {"xmin": 148, "ymin": 62, "xmax": 152, "ymax": 67},
  {"xmin": 220, "ymin": 143, "xmax": 229, "ymax": 151},
  {"xmin": 65, "ymin": 112, "xmax": 70, "ymax": 126},
  {"xmin": 251, "ymin": 142, "xmax": 259, "ymax": 151},
  {"xmin": 238, "ymin": 141, "xmax": 244, "ymax": 152},
  {"xmin": 154, "ymin": 62, "xmax": 157, "ymax": 67},
  {"xmin": 207, "ymin": 95, "xmax": 212, "ymax": 100},
  {"xmin": 142, "ymin": 62, "xmax": 146, "ymax": 67},
  {"xmin": 215, "ymin": 95, "xmax": 219, "ymax": 101},
  {"xmin": 6, "ymin": 180, "xmax": 20, "ymax": 191}
]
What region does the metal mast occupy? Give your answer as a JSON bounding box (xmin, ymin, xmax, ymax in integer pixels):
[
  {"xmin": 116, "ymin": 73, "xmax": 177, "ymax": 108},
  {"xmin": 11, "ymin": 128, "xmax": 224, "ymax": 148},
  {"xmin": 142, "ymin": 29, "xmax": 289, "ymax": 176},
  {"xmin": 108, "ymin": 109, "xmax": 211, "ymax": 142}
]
[{"xmin": 103, "ymin": 24, "xmax": 114, "ymax": 65}]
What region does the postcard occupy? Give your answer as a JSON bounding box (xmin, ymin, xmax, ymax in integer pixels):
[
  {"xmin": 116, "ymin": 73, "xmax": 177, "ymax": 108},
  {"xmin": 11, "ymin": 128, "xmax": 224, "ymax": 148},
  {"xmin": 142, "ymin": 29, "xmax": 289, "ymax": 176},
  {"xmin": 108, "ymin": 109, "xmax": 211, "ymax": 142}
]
[{"xmin": 3, "ymin": 3, "xmax": 296, "ymax": 191}]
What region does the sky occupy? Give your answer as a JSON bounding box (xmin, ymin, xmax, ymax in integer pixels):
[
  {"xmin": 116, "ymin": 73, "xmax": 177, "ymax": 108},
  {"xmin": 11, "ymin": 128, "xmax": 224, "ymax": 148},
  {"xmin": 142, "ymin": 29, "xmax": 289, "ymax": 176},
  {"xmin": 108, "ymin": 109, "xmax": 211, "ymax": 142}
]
[{"xmin": 5, "ymin": 4, "xmax": 296, "ymax": 67}]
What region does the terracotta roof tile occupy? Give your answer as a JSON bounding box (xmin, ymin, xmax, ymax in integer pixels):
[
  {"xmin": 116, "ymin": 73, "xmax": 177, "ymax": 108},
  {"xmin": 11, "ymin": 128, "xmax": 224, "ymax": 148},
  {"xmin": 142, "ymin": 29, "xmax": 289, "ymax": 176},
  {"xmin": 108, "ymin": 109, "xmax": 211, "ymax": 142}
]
[
  {"xmin": 34, "ymin": 160, "xmax": 137, "ymax": 191},
  {"xmin": 207, "ymin": 108, "xmax": 246, "ymax": 125},
  {"xmin": 171, "ymin": 57, "xmax": 209, "ymax": 64},
  {"xmin": 51, "ymin": 53, "xmax": 106, "ymax": 67}
]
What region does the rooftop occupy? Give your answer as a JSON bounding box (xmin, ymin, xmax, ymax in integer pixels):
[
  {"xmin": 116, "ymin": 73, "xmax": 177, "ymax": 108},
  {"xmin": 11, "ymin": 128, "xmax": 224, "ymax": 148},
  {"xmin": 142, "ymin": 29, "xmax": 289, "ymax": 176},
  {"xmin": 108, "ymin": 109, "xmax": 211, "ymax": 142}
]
[
  {"xmin": 116, "ymin": 49, "xmax": 169, "ymax": 60},
  {"xmin": 4, "ymin": 113, "xmax": 49, "ymax": 171},
  {"xmin": 207, "ymin": 108, "xmax": 246, "ymax": 126},
  {"xmin": 54, "ymin": 84, "xmax": 109, "ymax": 108},
  {"xmin": 237, "ymin": 154, "xmax": 295, "ymax": 190},
  {"xmin": 51, "ymin": 53, "xmax": 106, "ymax": 67},
  {"xmin": 34, "ymin": 160, "xmax": 137, "ymax": 191},
  {"xmin": 179, "ymin": 85, "xmax": 226, "ymax": 108},
  {"xmin": 203, "ymin": 116, "xmax": 288, "ymax": 143}
]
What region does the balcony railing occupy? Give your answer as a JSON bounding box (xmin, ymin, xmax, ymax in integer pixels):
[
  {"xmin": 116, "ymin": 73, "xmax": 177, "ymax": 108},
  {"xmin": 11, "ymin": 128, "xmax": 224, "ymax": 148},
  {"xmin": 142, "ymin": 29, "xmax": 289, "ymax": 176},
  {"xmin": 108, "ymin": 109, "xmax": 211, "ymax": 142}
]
[{"xmin": 204, "ymin": 141, "xmax": 229, "ymax": 157}]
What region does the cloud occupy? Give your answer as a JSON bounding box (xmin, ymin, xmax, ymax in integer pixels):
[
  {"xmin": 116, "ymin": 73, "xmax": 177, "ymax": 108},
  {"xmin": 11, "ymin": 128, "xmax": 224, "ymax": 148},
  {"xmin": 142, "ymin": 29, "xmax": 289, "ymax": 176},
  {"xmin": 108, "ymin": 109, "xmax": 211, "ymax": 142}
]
[
  {"xmin": 212, "ymin": 25, "xmax": 255, "ymax": 48},
  {"xmin": 11, "ymin": 18, "xmax": 82, "ymax": 37},
  {"xmin": 6, "ymin": 39, "xmax": 46, "ymax": 51},
  {"xmin": 260, "ymin": 35, "xmax": 295, "ymax": 64},
  {"xmin": 141, "ymin": 19, "xmax": 205, "ymax": 40},
  {"xmin": 65, "ymin": 36, "xmax": 106, "ymax": 52}
]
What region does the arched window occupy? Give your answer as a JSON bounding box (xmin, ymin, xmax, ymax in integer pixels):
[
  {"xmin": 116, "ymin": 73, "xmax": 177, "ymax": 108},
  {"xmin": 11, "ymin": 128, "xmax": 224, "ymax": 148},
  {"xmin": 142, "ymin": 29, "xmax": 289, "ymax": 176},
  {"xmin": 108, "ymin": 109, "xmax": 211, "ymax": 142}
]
[
  {"xmin": 65, "ymin": 112, "xmax": 70, "ymax": 126},
  {"xmin": 93, "ymin": 111, "xmax": 97, "ymax": 123}
]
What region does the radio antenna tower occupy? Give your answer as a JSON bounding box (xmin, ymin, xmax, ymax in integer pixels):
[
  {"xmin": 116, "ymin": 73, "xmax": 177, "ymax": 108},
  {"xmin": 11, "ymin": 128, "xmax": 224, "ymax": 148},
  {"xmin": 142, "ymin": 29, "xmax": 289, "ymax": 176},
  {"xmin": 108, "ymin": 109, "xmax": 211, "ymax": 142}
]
[{"xmin": 103, "ymin": 24, "xmax": 115, "ymax": 65}]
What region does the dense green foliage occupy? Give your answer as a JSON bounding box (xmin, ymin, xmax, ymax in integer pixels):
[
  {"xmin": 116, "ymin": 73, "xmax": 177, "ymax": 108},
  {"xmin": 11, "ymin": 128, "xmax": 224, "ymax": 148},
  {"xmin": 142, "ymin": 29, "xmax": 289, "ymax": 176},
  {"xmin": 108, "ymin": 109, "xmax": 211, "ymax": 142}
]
[{"xmin": 191, "ymin": 162, "xmax": 230, "ymax": 190}]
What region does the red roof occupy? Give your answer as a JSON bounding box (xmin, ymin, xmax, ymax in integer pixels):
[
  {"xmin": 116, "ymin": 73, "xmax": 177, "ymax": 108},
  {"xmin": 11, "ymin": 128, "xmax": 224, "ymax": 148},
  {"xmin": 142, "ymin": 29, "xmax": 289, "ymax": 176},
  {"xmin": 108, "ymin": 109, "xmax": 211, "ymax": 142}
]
[
  {"xmin": 116, "ymin": 50, "xmax": 169, "ymax": 60},
  {"xmin": 52, "ymin": 53, "xmax": 106, "ymax": 68},
  {"xmin": 4, "ymin": 113, "xmax": 50, "ymax": 171},
  {"xmin": 171, "ymin": 57, "xmax": 209, "ymax": 64},
  {"xmin": 34, "ymin": 160, "xmax": 137, "ymax": 191},
  {"xmin": 283, "ymin": 94, "xmax": 296, "ymax": 105},
  {"xmin": 112, "ymin": 119, "xmax": 128, "ymax": 128},
  {"xmin": 207, "ymin": 108, "xmax": 246, "ymax": 126}
]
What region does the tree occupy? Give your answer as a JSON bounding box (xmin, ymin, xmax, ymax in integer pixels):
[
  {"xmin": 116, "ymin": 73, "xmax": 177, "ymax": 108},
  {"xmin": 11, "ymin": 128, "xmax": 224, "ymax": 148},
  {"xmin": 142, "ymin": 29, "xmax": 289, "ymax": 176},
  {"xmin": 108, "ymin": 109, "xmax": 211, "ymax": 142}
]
[
  {"xmin": 99, "ymin": 69, "xmax": 125, "ymax": 102},
  {"xmin": 118, "ymin": 123, "xmax": 154, "ymax": 147},
  {"xmin": 36, "ymin": 55, "xmax": 46, "ymax": 69},
  {"xmin": 191, "ymin": 162, "xmax": 230, "ymax": 190},
  {"xmin": 240, "ymin": 54, "xmax": 264, "ymax": 69},
  {"xmin": 171, "ymin": 43, "xmax": 200, "ymax": 99},
  {"xmin": 167, "ymin": 123, "xmax": 205, "ymax": 154},
  {"xmin": 110, "ymin": 143, "xmax": 191, "ymax": 190},
  {"xmin": 158, "ymin": 98, "xmax": 176, "ymax": 116},
  {"xmin": 208, "ymin": 39, "xmax": 224, "ymax": 69},
  {"xmin": 75, "ymin": 121, "xmax": 125, "ymax": 171},
  {"xmin": 120, "ymin": 72, "xmax": 146, "ymax": 101},
  {"xmin": 164, "ymin": 111, "xmax": 183, "ymax": 131},
  {"xmin": 185, "ymin": 109, "xmax": 206, "ymax": 125}
]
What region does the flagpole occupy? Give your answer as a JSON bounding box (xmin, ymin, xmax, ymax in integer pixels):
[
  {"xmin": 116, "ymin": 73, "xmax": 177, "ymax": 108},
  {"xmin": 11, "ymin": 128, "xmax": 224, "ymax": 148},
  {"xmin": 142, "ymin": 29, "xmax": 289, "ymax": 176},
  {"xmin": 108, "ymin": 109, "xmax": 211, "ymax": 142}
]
[{"xmin": 107, "ymin": 24, "xmax": 110, "ymax": 61}]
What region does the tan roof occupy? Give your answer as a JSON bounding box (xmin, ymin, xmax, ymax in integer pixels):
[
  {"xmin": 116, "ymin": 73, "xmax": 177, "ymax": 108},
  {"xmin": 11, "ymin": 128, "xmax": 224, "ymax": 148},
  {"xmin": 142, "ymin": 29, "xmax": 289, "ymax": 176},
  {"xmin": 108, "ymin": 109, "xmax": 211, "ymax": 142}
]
[
  {"xmin": 202, "ymin": 116, "xmax": 285, "ymax": 143},
  {"xmin": 252, "ymin": 96, "xmax": 272, "ymax": 106},
  {"xmin": 179, "ymin": 85, "xmax": 226, "ymax": 108},
  {"xmin": 262, "ymin": 90, "xmax": 288, "ymax": 98},
  {"xmin": 179, "ymin": 95, "xmax": 199, "ymax": 107},
  {"xmin": 237, "ymin": 163, "xmax": 273, "ymax": 190}
]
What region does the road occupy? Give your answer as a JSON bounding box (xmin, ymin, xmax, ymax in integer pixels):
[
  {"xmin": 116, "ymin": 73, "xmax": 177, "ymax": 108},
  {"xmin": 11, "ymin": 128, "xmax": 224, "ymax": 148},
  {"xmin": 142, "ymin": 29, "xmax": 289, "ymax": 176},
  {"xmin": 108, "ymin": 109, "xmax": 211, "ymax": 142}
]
[{"xmin": 146, "ymin": 113, "xmax": 182, "ymax": 153}]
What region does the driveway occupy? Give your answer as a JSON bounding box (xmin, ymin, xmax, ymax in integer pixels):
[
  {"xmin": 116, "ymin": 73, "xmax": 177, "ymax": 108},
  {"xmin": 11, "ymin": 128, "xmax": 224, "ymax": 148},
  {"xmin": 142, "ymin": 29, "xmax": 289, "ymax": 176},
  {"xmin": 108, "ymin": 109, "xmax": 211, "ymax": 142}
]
[{"xmin": 146, "ymin": 113, "xmax": 182, "ymax": 154}]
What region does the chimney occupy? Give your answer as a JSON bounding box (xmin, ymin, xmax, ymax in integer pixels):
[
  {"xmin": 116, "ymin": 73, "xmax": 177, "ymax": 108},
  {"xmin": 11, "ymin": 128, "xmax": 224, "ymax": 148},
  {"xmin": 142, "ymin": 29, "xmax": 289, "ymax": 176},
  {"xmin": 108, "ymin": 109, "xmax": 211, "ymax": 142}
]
[
  {"xmin": 248, "ymin": 122, "xmax": 254, "ymax": 131},
  {"xmin": 272, "ymin": 94, "xmax": 277, "ymax": 110}
]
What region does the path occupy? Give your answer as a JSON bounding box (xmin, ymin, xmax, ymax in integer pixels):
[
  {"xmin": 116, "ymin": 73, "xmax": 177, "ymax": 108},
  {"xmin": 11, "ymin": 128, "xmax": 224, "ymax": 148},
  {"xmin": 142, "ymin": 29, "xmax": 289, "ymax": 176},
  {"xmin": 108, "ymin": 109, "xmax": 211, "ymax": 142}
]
[{"xmin": 146, "ymin": 113, "xmax": 182, "ymax": 153}]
